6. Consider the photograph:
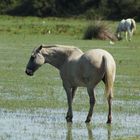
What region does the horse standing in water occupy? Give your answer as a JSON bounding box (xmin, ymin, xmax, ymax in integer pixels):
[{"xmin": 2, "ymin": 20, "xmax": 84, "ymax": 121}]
[
  {"xmin": 116, "ymin": 18, "xmax": 136, "ymax": 41},
  {"xmin": 25, "ymin": 44, "xmax": 116, "ymax": 123}
]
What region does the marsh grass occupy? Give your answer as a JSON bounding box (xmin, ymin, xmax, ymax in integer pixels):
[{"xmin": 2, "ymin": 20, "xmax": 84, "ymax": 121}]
[{"xmin": 83, "ymin": 20, "xmax": 117, "ymax": 41}]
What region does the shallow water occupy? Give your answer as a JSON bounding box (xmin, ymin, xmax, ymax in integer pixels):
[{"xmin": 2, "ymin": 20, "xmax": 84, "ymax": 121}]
[{"xmin": 0, "ymin": 108, "xmax": 139, "ymax": 140}]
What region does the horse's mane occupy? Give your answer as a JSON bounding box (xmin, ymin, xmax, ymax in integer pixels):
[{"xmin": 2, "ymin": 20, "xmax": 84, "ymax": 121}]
[
  {"xmin": 41, "ymin": 44, "xmax": 76, "ymax": 49},
  {"xmin": 41, "ymin": 44, "xmax": 83, "ymax": 56}
]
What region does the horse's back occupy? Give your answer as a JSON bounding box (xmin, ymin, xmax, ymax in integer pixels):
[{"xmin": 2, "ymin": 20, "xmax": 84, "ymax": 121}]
[
  {"xmin": 82, "ymin": 49, "xmax": 115, "ymax": 74},
  {"xmin": 118, "ymin": 18, "xmax": 136, "ymax": 31},
  {"xmin": 83, "ymin": 49, "xmax": 115, "ymax": 65}
]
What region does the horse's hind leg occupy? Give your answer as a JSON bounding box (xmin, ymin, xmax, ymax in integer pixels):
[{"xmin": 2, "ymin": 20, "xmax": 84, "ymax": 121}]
[
  {"xmin": 102, "ymin": 76, "xmax": 113, "ymax": 124},
  {"xmin": 85, "ymin": 87, "xmax": 95, "ymax": 123},
  {"xmin": 107, "ymin": 94, "xmax": 112, "ymax": 124}
]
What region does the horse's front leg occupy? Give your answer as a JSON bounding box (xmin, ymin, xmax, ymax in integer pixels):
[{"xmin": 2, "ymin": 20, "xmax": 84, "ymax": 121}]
[
  {"xmin": 85, "ymin": 87, "xmax": 95, "ymax": 123},
  {"xmin": 127, "ymin": 28, "xmax": 132, "ymax": 41},
  {"xmin": 63, "ymin": 84, "xmax": 74, "ymax": 122},
  {"xmin": 125, "ymin": 31, "xmax": 128, "ymax": 41},
  {"xmin": 128, "ymin": 31, "xmax": 132, "ymax": 41}
]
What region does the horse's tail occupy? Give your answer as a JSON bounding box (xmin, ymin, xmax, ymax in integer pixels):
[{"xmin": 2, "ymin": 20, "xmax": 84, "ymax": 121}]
[{"xmin": 103, "ymin": 56, "xmax": 115, "ymax": 99}]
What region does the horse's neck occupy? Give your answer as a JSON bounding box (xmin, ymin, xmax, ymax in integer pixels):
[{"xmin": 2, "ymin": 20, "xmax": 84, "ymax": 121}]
[{"xmin": 43, "ymin": 47, "xmax": 74, "ymax": 69}]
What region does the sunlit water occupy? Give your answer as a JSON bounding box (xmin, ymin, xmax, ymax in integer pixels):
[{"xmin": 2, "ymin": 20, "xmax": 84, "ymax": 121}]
[{"xmin": 0, "ymin": 107, "xmax": 139, "ymax": 140}]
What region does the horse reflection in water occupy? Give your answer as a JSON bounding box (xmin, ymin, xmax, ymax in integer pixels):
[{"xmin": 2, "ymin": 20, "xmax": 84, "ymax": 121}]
[
  {"xmin": 66, "ymin": 123, "xmax": 95, "ymax": 140},
  {"xmin": 66, "ymin": 123, "xmax": 112, "ymax": 140},
  {"xmin": 25, "ymin": 44, "xmax": 116, "ymax": 123}
]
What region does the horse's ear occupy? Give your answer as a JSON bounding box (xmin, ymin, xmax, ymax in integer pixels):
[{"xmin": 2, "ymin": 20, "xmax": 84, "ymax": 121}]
[
  {"xmin": 36, "ymin": 45, "xmax": 43, "ymax": 52},
  {"xmin": 39, "ymin": 44, "xmax": 43, "ymax": 50}
]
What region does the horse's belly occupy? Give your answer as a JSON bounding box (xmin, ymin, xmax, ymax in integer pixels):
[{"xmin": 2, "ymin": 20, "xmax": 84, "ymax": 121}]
[
  {"xmin": 72, "ymin": 73, "xmax": 94, "ymax": 87},
  {"xmin": 74, "ymin": 78, "xmax": 86, "ymax": 87}
]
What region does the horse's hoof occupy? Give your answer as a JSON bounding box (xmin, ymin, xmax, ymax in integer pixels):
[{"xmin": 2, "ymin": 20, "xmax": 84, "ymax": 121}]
[
  {"xmin": 85, "ymin": 120, "xmax": 90, "ymax": 123},
  {"xmin": 107, "ymin": 116, "xmax": 112, "ymax": 124},
  {"xmin": 66, "ymin": 116, "xmax": 72, "ymax": 123},
  {"xmin": 85, "ymin": 118, "xmax": 91, "ymax": 123},
  {"xmin": 106, "ymin": 119, "xmax": 112, "ymax": 124}
]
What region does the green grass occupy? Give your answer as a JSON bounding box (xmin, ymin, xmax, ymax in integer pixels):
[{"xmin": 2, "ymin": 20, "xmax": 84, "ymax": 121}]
[
  {"xmin": 0, "ymin": 15, "xmax": 140, "ymax": 139},
  {"xmin": 0, "ymin": 15, "xmax": 140, "ymax": 109}
]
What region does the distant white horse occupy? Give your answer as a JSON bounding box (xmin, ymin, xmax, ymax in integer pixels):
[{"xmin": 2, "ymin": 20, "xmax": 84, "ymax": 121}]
[{"xmin": 116, "ymin": 18, "xmax": 136, "ymax": 41}]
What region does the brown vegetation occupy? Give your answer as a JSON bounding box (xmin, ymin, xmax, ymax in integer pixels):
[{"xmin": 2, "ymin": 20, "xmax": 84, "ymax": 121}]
[{"xmin": 83, "ymin": 21, "xmax": 117, "ymax": 41}]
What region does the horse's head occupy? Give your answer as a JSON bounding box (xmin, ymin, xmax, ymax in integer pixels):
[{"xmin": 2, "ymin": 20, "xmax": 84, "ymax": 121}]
[
  {"xmin": 115, "ymin": 30, "xmax": 122, "ymax": 41},
  {"xmin": 116, "ymin": 34, "xmax": 123, "ymax": 41},
  {"xmin": 25, "ymin": 45, "xmax": 45, "ymax": 76}
]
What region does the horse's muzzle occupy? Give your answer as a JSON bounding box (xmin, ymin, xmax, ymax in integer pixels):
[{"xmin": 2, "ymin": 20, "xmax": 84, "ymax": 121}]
[{"xmin": 25, "ymin": 69, "xmax": 34, "ymax": 76}]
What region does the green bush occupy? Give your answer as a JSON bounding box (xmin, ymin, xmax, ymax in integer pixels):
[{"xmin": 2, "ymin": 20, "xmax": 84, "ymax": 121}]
[
  {"xmin": 8, "ymin": 0, "xmax": 56, "ymax": 16},
  {"xmin": 0, "ymin": 0, "xmax": 140, "ymax": 20}
]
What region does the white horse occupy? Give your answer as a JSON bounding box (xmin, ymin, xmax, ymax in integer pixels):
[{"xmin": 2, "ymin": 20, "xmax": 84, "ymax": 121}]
[{"xmin": 116, "ymin": 18, "xmax": 136, "ymax": 41}]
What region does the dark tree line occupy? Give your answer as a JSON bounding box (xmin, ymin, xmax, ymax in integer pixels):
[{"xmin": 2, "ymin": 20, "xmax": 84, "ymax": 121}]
[{"xmin": 0, "ymin": 0, "xmax": 140, "ymax": 20}]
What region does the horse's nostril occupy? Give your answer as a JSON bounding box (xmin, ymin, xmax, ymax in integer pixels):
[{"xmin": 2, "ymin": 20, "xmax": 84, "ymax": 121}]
[
  {"xmin": 25, "ymin": 69, "xmax": 33, "ymax": 76},
  {"xmin": 25, "ymin": 70, "xmax": 29, "ymax": 75}
]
